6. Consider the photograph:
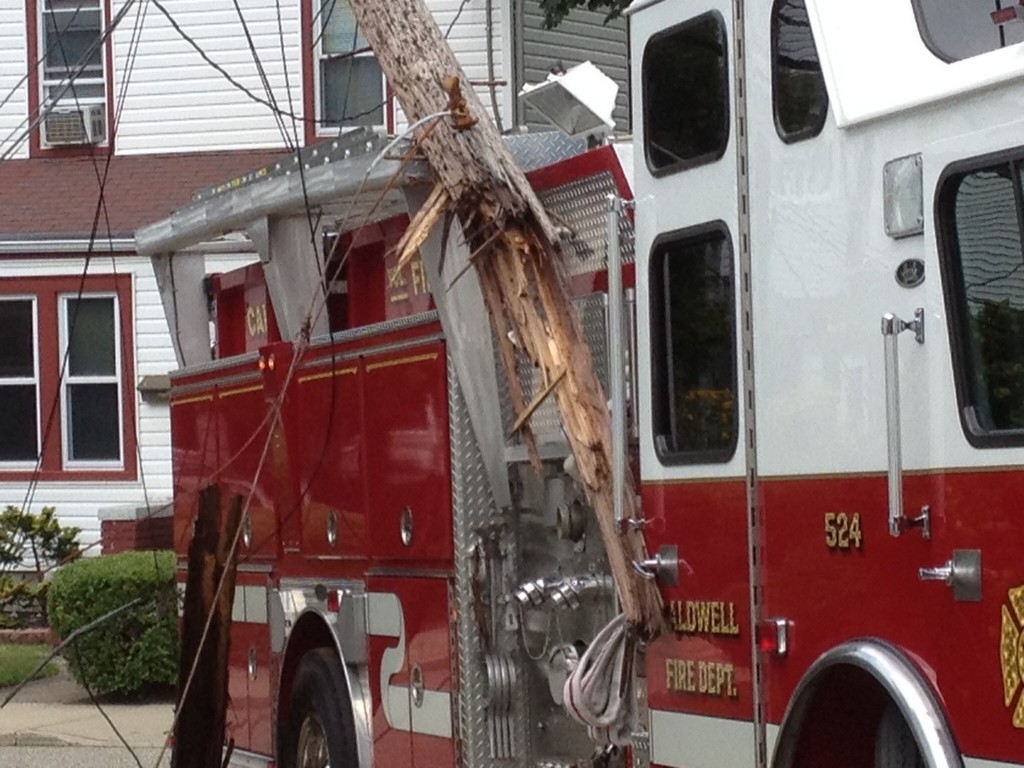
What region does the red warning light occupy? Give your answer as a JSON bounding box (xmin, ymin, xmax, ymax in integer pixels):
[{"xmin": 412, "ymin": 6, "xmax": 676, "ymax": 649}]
[{"xmin": 326, "ymin": 589, "xmax": 341, "ymax": 612}]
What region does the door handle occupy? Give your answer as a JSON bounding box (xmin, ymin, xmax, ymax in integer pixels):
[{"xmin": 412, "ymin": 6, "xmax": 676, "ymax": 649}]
[
  {"xmin": 918, "ymin": 549, "xmax": 982, "ymax": 602},
  {"xmin": 881, "ymin": 309, "xmax": 929, "ymax": 538}
]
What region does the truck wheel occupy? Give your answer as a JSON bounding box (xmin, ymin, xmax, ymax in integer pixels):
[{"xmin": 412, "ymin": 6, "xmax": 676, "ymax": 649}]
[
  {"xmin": 874, "ymin": 702, "xmax": 924, "ymax": 768},
  {"xmin": 282, "ymin": 648, "xmax": 358, "ymax": 768}
]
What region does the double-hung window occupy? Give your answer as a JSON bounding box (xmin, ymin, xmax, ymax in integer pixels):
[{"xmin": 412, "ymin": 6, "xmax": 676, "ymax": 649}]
[
  {"xmin": 40, "ymin": 0, "xmax": 105, "ymax": 110},
  {"xmin": 316, "ymin": 0, "xmax": 384, "ymax": 128},
  {"xmin": 61, "ymin": 295, "xmax": 121, "ymax": 465}
]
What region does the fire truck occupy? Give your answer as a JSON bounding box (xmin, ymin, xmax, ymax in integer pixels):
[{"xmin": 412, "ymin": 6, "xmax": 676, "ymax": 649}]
[{"xmin": 137, "ymin": 1, "xmax": 1024, "ymax": 767}]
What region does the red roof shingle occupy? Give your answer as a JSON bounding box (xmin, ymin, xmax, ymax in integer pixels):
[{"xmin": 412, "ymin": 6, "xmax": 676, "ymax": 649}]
[{"xmin": 0, "ymin": 150, "xmax": 291, "ymax": 239}]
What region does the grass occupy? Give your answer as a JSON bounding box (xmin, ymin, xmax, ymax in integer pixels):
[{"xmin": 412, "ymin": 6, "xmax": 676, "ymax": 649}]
[{"xmin": 0, "ymin": 643, "xmax": 58, "ymax": 688}]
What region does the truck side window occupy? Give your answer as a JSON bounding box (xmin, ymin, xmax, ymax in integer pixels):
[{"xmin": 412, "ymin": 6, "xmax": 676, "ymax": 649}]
[
  {"xmin": 642, "ymin": 12, "xmax": 729, "ymax": 176},
  {"xmin": 650, "ymin": 224, "xmax": 738, "ymax": 464},
  {"xmin": 940, "ymin": 159, "xmax": 1024, "ymax": 442},
  {"xmin": 913, "ymin": 0, "xmax": 1024, "ymax": 62},
  {"xmin": 771, "ymin": 0, "xmax": 828, "ymax": 142}
]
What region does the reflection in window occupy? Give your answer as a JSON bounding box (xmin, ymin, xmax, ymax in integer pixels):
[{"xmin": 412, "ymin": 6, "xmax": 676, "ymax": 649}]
[
  {"xmin": 944, "ymin": 162, "xmax": 1024, "ymax": 434},
  {"xmin": 0, "ymin": 300, "xmax": 38, "ymax": 462},
  {"xmin": 771, "ymin": 0, "xmax": 828, "ymax": 142},
  {"xmin": 650, "ymin": 226, "xmax": 737, "ymax": 463},
  {"xmin": 642, "ymin": 12, "xmax": 729, "ymax": 174},
  {"xmin": 913, "ymin": 0, "xmax": 1024, "ymax": 62},
  {"xmin": 317, "ymin": 0, "xmax": 384, "ymax": 127},
  {"xmin": 41, "ymin": 0, "xmax": 106, "ymax": 108}
]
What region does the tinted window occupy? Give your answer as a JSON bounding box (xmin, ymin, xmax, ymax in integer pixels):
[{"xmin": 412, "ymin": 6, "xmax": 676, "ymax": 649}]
[
  {"xmin": 0, "ymin": 300, "xmax": 35, "ymax": 378},
  {"xmin": 650, "ymin": 225, "xmax": 737, "ymax": 463},
  {"xmin": 941, "ymin": 159, "xmax": 1024, "ymax": 440},
  {"xmin": 772, "ymin": 0, "xmax": 828, "ymax": 142},
  {"xmin": 913, "ymin": 0, "xmax": 1024, "ymax": 62},
  {"xmin": 643, "ymin": 12, "xmax": 729, "ymax": 175},
  {"xmin": 0, "ymin": 299, "xmax": 37, "ymax": 461}
]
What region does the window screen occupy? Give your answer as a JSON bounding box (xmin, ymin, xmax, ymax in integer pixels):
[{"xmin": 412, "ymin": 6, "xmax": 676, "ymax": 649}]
[
  {"xmin": 0, "ymin": 300, "xmax": 38, "ymax": 462},
  {"xmin": 650, "ymin": 225, "xmax": 738, "ymax": 463},
  {"xmin": 642, "ymin": 12, "xmax": 729, "ymax": 175},
  {"xmin": 941, "ymin": 158, "xmax": 1024, "ymax": 441},
  {"xmin": 913, "ymin": 0, "xmax": 1024, "ymax": 62},
  {"xmin": 771, "ymin": 0, "xmax": 828, "ymax": 142},
  {"xmin": 64, "ymin": 296, "xmax": 120, "ymax": 462}
]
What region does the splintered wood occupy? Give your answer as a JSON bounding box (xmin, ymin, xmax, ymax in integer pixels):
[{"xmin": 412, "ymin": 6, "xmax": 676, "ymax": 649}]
[{"xmin": 350, "ymin": 0, "xmax": 663, "ymax": 637}]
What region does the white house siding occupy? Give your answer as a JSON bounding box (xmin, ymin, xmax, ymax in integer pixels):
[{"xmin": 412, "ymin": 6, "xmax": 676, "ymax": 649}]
[
  {"xmin": 0, "ymin": 0, "xmax": 29, "ymax": 160},
  {"xmin": 111, "ymin": 0, "xmax": 303, "ymax": 155},
  {"xmin": 390, "ymin": 0, "xmax": 509, "ymax": 133},
  {"xmin": 514, "ymin": 0, "xmax": 630, "ymax": 132},
  {"xmin": 0, "ymin": 251, "xmax": 255, "ymax": 548}
]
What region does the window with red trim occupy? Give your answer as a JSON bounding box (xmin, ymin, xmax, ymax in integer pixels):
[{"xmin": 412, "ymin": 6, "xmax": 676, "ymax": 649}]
[
  {"xmin": 0, "ymin": 275, "xmax": 135, "ymax": 480},
  {"xmin": 306, "ymin": 0, "xmax": 385, "ymax": 140},
  {"xmin": 27, "ymin": 0, "xmax": 111, "ymax": 153}
]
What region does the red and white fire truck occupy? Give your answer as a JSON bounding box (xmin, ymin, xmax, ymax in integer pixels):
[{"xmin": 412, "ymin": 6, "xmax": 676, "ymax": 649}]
[{"xmin": 137, "ymin": 1, "xmax": 1024, "ymax": 767}]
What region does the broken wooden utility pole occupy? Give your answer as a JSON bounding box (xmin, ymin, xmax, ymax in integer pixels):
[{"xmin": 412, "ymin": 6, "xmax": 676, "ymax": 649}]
[
  {"xmin": 349, "ymin": 0, "xmax": 663, "ymax": 638},
  {"xmin": 173, "ymin": 485, "xmax": 243, "ymax": 768}
]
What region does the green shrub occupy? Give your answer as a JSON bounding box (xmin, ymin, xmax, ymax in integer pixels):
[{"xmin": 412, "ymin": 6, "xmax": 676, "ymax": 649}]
[{"xmin": 48, "ymin": 550, "xmax": 178, "ymax": 696}]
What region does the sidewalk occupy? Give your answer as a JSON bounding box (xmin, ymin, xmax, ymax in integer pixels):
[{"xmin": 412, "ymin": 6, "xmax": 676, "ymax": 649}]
[{"xmin": 0, "ymin": 665, "xmax": 174, "ymax": 749}]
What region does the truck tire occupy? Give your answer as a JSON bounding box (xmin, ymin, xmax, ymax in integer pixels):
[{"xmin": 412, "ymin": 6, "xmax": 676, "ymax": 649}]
[
  {"xmin": 281, "ymin": 648, "xmax": 358, "ymax": 768},
  {"xmin": 874, "ymin": 702, "xmax": 925, "ymax": 768}
]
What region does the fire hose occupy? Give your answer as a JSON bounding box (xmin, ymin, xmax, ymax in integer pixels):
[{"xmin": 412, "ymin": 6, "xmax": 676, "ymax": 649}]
[{"xmin": 562, "ymin": 614, "xmax": 638, "ymax": 747}]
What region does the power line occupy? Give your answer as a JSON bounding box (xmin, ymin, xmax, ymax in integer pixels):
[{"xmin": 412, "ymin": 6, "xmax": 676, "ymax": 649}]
[
  {"xmin": 230, "ymin": 0, "xmax": 294, "ymax": 149},
  {"xmin": 0, "ymin": 0, "xmax": 143, "ymax": 163}
]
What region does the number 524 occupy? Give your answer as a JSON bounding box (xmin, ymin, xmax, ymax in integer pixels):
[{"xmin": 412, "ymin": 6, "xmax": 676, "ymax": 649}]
[{"xmin": 825, "ymin": 512, "xmax": 862, "ymax": 550}]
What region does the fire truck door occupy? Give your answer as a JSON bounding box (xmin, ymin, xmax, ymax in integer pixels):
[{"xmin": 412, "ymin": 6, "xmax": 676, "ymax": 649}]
[
  {"xmin": 363, "ymin": 341, "xmax": 452, "ymax": 563},
  {"xmin": 226, "ymin": 574, "xmax": 273, "ymax": 755},
  {"xmin": 631, "ymin": 1, "xmax": 760, "ymax": 764},
  {"xmin": 367, "ymin": 576, "xmax": 455, "ymax": 768},
  {"xmin": 917, "ymin": 128, "xmax": 1024, "ymax": 756}
]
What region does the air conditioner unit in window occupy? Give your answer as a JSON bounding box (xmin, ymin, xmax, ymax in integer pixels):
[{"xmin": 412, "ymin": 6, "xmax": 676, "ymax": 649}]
[{"xmin": 41, "ymin": 104, "xmax": 107, "ymax": 147}]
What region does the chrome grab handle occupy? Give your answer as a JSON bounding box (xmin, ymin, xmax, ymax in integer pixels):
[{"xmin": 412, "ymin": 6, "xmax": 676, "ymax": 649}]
[
  {"xmin": 918, "ymin": 550, "xmax": 982, "ymax": 602},
  {"xmin": 881, "ymin": 309, "xmax": 928, "ymax": 538},
  {"xmin": 607, "ymin": 195, "xmax": 627, "ymax": 528}
]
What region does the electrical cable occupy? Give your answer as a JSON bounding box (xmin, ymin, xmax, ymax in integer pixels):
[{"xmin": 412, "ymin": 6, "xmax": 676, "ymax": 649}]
[
  {"xmin": 0, "ymin": 0, "xmax": 141, "ymax": 163},
  {"xmin": 230, "ymin": 0, "xmax": 293, "ymax": 149}
]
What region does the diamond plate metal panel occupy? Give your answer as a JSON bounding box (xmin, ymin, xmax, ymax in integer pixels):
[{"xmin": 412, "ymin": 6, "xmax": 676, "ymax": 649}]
[
  {"xmin": 504, "ymin": 132, "xmax": 588, "ymax": 172},
  {"xmin": 449, "ymin": 354, "xmax": 529, "ymax": 768},
  {"xmin": 540, "ymin": 170, "xmax": 635, "ymax": 277},
  {"xmin": 497, "ymin": 293, "xmax": 609, "ymax": 443}
]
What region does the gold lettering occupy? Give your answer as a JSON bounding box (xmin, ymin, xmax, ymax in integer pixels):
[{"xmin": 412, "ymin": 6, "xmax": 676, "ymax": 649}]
[
  {"xmin": 669, "ymin": 601, "xmax": 742, "ymax": 636},
  {"xmin": 667, "ymin": 659, "xmax": 738, "ymax": 699},
  {"xmin": 665, "ymin": 658, "xmax": 697, "ymax": 693},
  {"xmin": 246, "ymin": 303, "xmax": 268, "ymax": 337},
  {"xmin": 411, "ymin": 259, "xmax": 428, "ymax": 296}
]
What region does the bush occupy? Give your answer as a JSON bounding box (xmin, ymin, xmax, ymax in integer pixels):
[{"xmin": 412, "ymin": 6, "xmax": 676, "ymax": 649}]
[
  {"xmin": 48, "ymin": 550, "xmax": 178, "ymax": 696},
  {"xmin": 0, "ymin": 506, "xmax": 80, "ymax": 627}
]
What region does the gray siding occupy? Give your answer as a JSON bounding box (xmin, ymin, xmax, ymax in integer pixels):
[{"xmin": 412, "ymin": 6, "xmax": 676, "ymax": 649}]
[{"xmin": 514, "ymin": 0, "xmax": 629, "ymax": 133}]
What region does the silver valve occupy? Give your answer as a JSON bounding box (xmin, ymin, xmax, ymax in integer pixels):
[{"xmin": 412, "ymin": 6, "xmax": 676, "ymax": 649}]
[
  {"xmin": 918, "ymin": 549, "xmax": 982, "ymax": 602},
  {"xmin": 632, "ymin": 545, "xmax": 680, "ymax": 587}
]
